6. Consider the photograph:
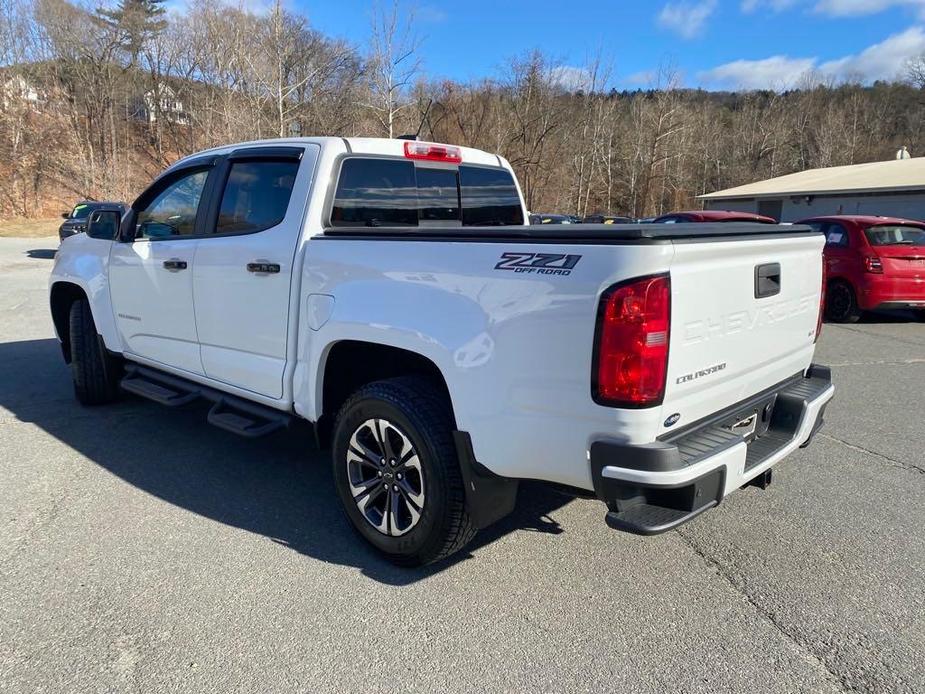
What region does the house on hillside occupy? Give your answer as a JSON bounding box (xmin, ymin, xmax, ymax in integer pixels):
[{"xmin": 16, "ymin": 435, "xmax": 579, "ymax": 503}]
[
  {"xmin": 1, "ymin": 75, "xmax": 45, "ymax": 109},
  {"xmin": 136, "ymin": 84, "xmax": 190, "ymax": 125},
  {"xmin": 698, "ymin": 156, "xmax": 925, "ymax": 222}
]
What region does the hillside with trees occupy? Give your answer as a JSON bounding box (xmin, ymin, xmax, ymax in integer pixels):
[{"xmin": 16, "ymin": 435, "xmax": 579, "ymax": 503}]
[{"xmin": 2, "ymin": 0, "xmax": 925, "ymax": 219}]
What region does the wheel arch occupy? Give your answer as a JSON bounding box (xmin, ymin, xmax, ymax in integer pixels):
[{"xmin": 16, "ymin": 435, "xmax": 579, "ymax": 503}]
[
  {"xmin": 49, "ymin": 281, "xmax": 89, "ymax": 363},
  {"xmin": 316, "ymin": 340, "xmax": 456, "ymax": 444},
  {"xmin": 319, "ymin": 339, "xmax": 455, "ymax": 418}
]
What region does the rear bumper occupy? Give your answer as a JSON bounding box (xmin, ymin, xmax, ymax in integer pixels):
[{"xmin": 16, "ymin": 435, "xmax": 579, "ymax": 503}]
[
  {"xmin": 590, "ymin": 364, "xmax": 834, "ymax": 535},
  {"xmin": 858, "ymin": 275, "xmax": 925, "ymax": 310}
]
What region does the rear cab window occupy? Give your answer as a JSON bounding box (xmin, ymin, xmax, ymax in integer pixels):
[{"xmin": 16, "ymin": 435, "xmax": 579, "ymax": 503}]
[{"xmin": 330, "ymin": 157, "xmax": 523, "ymax": 228}]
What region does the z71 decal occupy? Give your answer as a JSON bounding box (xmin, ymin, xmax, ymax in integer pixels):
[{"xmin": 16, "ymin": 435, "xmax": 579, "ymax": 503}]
[{"xmin": 494, "ymin": 252, "xmax": 582, "ymax": 276}]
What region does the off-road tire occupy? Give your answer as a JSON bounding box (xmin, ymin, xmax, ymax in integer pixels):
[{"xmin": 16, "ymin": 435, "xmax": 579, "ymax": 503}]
[
  {"xmin": 332, "ymin": 377, "xmax": 476, "ymax": 566},
  {"xmin": 68, "ymin": 299, "xmax": 121, "ymax": 405}
]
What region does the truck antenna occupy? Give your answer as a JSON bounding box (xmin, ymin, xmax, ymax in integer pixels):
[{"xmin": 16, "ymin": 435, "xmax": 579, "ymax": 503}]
[{"xmin": 396, "ymin": 99, "xmax": 434, "ymax": 141}]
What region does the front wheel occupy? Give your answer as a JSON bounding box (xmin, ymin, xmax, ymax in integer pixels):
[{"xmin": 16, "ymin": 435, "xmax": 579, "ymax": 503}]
[
  {"xmin": 68, "ymin": 299, "xmax": 122, "ymax": 405},
  {"xmin": 825, "ymin": 281, "xmax": 862, "ymax": 323},
  {"xmin": 332, "ymin": 377, "xmax": 475, "ymax": 566}
]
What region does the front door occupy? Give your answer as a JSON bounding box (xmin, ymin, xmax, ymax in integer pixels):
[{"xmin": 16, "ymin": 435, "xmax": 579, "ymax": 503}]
[
  {"xmin": 109, "ymin": 165, "xmax": 212, "ymax": 375},
  {"xmin": 192, "ymin": 144, "xmax": 318, "ymax": 399}
]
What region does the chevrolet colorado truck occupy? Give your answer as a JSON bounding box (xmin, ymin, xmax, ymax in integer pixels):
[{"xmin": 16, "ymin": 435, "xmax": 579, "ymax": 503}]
[{"xmin": 49, "ymin": 137, "xmax": 835, "ymax": 566}]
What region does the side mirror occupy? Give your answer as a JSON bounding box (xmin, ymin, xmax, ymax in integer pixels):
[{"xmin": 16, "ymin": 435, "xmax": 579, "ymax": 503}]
[
  {"xmin": 61, "ymin": 212, "xmax": 70, "ymax": 219},
  {"xmin": 86, "ymin": 209, "xmax": 121, "ymax": 241}
]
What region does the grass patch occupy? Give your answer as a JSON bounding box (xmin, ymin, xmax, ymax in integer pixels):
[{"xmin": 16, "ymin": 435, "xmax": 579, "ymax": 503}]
[{"xmin": 0, "ymin": 218, "xmax": 60, "ymax": 238}]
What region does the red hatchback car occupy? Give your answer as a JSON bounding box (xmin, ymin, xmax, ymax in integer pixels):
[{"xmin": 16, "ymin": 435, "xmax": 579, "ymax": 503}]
[
  {"xmin": 652, "ymin": 210, "xmax": 777, "ymax": 224},
  {"xmin": 796, "ymin": 215, "xmax": 925, "ymax": 322}
]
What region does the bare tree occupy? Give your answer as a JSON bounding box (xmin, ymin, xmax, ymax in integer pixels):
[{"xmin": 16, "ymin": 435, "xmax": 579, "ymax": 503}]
[
  {"xmin": 905, "ymin": 54, "xmax": 925, "ymax": 90},
  {"xmin": 364, "ymin": 0, "xmax": 421, "ymax": 138}
]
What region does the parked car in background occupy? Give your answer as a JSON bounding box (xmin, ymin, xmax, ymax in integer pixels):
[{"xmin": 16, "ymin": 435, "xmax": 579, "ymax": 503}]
[
  {"xmin": 582, "ymin": 214, "xmax": 635, "ymax": 224},
  {"xmin": 653, "ymin": 210, "xmax": 776, "ymax": 224},
  {"xmin": 796, "ymin": 214, "xmax": 925, "ymax": 323},
  {"xmin": 59, "ymin": 201, "xmax": 128, "ymax": 243},
  {"xmin": 529, "ymin": 213, "xmax": 574, "ymax": 224}
]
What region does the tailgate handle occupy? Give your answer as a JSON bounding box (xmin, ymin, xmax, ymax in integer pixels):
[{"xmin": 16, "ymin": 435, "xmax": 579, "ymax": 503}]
[{"xmin": 754, "ymin": 263, "xmax": 781, "ymax": 298}]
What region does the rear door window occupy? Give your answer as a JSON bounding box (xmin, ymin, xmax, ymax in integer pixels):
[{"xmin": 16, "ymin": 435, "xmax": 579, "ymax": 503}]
[
  {"xmin": 215, "ymin": 160, "xmax": 299, "ymax": 234},
  {"xmin": 459, "ymin": 165, "xmax": 523, "ymax": 226}
]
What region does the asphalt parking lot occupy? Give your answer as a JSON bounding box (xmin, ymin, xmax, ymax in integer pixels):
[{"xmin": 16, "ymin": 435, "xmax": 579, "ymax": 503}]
[{"xmin": 1, "ymin": 236, "xmax": 923, "ymax": 693}]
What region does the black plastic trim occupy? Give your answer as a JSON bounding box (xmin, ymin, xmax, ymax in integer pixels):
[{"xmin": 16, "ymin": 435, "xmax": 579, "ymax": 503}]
[
  {"xmin": 319, "ymin": 222, "xmax": 817, "ymax": 245},
  {"xmin": 590, "ymin": 366, "xmax": 832, "ymax": 479},
  {"xmin": 228, "ymin": 145, "xmax": 303, "ymax": 161},
  {"xmin": 593, "ymin": 466, "xmax": 726, "ymax": 535},
  {"xmin": 120, "ymin": 364, "xmax": 293, "ymax": 437},
  {"xmin": 453, "ymin": 430, "xmax": 518, "ymax": 530},
  {"xmin": 754, "ymin": 262, "xmax": 781, "ymax": 299}
]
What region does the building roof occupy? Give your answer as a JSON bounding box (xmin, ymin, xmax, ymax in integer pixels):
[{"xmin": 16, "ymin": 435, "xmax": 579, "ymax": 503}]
[{"xmin": 699, "ymin": 157, "xmax": 925, "ymax": 201}]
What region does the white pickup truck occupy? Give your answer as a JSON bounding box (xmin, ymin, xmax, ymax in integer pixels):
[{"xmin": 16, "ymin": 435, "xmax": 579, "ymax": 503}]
[{"xmin": 49, "ymin": 137, "xmax": 834, "ymax": 565}]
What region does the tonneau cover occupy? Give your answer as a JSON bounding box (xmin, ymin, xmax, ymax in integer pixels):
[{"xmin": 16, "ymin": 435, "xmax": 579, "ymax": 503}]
[{"xmin": 322, "ymin": 223, "xmax": 815, "ymax": 243}]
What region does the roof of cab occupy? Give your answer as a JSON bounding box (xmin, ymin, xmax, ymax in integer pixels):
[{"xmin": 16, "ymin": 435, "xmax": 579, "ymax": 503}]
[{"xmin": 168, "ymin": 136, "xmax": 504, "ymax": 172}]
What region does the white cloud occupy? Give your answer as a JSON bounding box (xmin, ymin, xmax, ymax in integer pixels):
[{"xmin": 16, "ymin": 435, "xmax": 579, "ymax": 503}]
[
  {"xmin": 548, "ymin": 66, "xmax": 593, "ymax": 91},
  {"xmin": 625, "ymin": 70, "xmax": 657, "ymax": 86},
  {"xmin": 698, "ymin": 26, "xmax": 925, "ymax": 89},
  {"xmin": 814, "ymin": 0, "xmax": 925, "ymax": 17},
  {"xmin": 741, "ymin": 0, "xmax": 925, "ymax": 16},
  {"xmin": 818, "ymin": 25, "xmax": 925, "ymax": 79},
  {"xmin": 416, "ymin": 5, "xmax": 448, "ymax": 23},
  {"xmin": 657, "ymin": 0, "xmax": 717, "ymax": 39},
  {"xmin": 698, "ymin": 55, "xmax": 816, "ymax": 89},
  {"xmin": 741, "ymin": 0, "xmax": 800, "ymax": 11}
]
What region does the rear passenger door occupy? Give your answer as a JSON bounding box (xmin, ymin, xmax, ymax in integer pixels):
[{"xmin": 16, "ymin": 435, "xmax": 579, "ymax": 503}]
[{"xmin": 192, "ymin": 144, "xmax": 319, "ymax": 399}]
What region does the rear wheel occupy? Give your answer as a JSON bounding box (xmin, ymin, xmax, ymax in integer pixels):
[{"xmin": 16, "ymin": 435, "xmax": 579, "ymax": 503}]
[
  {"xmin": 332, "ymin": 377, "xmax": 475, "ymax": 566},
  {"xmin": 825, "ymin": 281, "xmax": 862, "ymax": 323},
  {"xmin": 68, "ymin": 299, "xmax": 121, "ymax": 405}
]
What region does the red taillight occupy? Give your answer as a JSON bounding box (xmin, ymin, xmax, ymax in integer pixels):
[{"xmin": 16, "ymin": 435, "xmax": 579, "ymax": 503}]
[
  {"xmin": 864, "ymin": 255, "xmax": 883, "ymax": 273},
  {"xmin": 593, "ymin": 274, "xmax": 671, "ymax": 408},
  {"xmin": 403, "ymin": 140, "xmax": 462, "ymax": 163},
  {"xmin": 816, "ymin": 252, "xmax": 825, "ymax": 343}
]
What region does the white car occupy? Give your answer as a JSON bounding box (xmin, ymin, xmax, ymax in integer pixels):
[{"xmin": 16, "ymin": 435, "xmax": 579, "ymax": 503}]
[{"xmin": 49, "ymin": 137, "xmax": 834, "ymax": 565}]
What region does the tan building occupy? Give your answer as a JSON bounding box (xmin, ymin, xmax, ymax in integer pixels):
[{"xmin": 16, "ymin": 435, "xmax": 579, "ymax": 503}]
[{"xmin": 699, "ymin": 157, "xmax": 925, "ymax": 222}]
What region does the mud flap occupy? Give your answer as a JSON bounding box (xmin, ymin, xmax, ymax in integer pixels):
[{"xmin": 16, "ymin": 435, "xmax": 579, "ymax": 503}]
[{"xmin": 453, "ymin": 430, "xmax": 519, "ymax": 530}]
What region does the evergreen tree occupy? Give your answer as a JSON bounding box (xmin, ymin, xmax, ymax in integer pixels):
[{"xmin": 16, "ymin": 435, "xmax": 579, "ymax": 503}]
[{"xmin": 96, "ymin": 0, "xmax": 167, "ymax": 64}]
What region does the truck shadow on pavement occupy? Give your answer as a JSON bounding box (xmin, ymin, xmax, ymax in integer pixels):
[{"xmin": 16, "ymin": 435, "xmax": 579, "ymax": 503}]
[
  {"xmin": 0, "ymin": 338, "xmax": 575, "ymax": 585},
  {"xmin": 25, "ymin": 249, "xmax": 56, "ymax": 259}
]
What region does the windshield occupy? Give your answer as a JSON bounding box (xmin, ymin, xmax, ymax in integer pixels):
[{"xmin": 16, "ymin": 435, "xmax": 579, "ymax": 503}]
[
  {"xmin": 69, "ymin": 203, "xmax": 96, "ymax": 220},
  {"xmin": 864, "ymin": 224, "xmax": 925, "ymax": 246}
]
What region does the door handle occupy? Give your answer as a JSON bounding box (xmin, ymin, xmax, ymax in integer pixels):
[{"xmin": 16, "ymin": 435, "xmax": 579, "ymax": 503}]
[
  {"xmin": 247, "ymin": 262, "xmax": 280, "ymax": 274},
  {"xmin": 163, "ymin": 259, "xmax": 187, "ymax": 271}
]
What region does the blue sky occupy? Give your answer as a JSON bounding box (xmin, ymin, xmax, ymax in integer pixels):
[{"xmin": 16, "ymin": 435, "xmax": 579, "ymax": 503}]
[{"xmin": 298, "ymin": 0, "xmax": 925, "ymax": 90}]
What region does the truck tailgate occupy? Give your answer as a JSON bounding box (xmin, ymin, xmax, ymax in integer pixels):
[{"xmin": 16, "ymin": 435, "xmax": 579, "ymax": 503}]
[{"xmin": 663, "ymin": 232, "xmax": 824, "ymax": 427}]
